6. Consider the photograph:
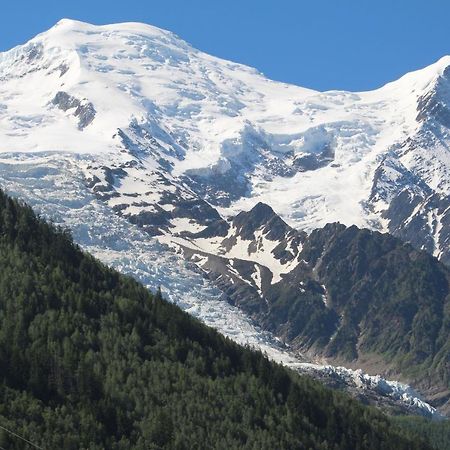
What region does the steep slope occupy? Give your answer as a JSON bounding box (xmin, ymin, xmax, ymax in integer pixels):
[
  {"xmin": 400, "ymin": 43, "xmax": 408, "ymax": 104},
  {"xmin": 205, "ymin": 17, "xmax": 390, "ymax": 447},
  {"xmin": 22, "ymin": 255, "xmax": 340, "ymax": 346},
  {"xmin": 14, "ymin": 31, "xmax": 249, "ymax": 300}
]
[
  {"xmin": 287, "ymin": 222, "xmax": 450, "ymax": 385},
  {"xmin": 1, "ymin": 19, "xmax": 450, "ymax": 264},
  {"xmin": 294, "ymin": 224, "xmax": 449, "ymax": 360},
  {"xmin": 159, "ymin": 202, "xmax": 306, "ymax": 312},
  {"xmin": 144, "ymin": 199, "xmax": 450, "ymax": 413},
  {"xmin": 0, "ymin": 190, "xmax": 432, "ymax": 450},
  {"xmin": 185, "ymin": 210, "xmax": 450, "ymax": 412},
  {"xmin": 393, "ymin": 416, "xmax": 450, "ymax": 450}
]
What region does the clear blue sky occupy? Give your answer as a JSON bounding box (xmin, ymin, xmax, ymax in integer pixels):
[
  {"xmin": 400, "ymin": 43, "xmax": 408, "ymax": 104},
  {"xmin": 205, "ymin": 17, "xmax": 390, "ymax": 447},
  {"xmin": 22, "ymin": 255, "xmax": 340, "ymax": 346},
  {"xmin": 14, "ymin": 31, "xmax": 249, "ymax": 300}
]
[{"xmin": 1, "ymin": 0, "xmax": 449, "ymax": 91}]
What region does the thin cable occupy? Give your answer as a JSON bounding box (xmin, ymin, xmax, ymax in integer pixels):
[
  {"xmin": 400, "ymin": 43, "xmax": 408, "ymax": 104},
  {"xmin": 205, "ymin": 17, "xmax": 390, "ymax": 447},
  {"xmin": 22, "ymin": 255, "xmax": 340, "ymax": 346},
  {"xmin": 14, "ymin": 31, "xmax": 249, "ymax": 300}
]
[{"xmin": 0, "ymin": 424, "xmax": 43, "ymax": 449}]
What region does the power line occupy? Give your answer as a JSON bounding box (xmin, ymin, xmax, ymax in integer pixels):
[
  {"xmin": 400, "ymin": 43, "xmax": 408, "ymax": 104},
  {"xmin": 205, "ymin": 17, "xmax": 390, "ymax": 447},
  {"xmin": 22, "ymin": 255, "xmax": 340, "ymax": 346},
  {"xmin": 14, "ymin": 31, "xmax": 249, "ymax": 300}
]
[{"xmin": 0, "ymin": 424, "xmax": 44, "ymax": 449}]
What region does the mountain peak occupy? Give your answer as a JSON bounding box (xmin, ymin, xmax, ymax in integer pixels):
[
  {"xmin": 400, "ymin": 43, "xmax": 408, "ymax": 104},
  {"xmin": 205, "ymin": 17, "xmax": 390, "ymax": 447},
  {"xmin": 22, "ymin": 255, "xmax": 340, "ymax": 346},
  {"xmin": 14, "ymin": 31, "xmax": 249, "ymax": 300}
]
[
  {"xmin": 249, "ymin": 202, "xmax": 276, "ymax": 218},
  {"xmin": 49, "ymin": 18, "xmax": 176, "ymax": 39},
  {"xmin": 431, "ymin": 54, "xmax": 450, "ymax": 74},
  {"xmin": 231, "ymin": 202, "xmax": 293, "ymax": 242},
  {"xmin": 54, "ymin": 18, "xmax": 91, "ymax": 28},
  {"xmin": 234, "ymin": 202, "xmax": 276, "ymax": 227}
]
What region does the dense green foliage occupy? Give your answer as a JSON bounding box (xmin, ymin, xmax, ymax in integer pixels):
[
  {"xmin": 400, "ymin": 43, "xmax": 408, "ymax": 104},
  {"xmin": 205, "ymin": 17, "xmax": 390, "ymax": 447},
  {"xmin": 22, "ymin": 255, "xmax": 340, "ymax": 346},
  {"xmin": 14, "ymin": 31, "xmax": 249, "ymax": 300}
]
[
  {"xmin": 312, "ymin": 225, "xmax": 450, "ymax": 385},
  {"xmin": 263, "ymin": 223, "xmax": 450, "ymax": 393},
  {"xmin": 0, "ymin": 191, "xmax": 434, "ymax": 449},
  {"xmin": 392, "ymin": 416, "xmax": 450, "ymax": 450}
]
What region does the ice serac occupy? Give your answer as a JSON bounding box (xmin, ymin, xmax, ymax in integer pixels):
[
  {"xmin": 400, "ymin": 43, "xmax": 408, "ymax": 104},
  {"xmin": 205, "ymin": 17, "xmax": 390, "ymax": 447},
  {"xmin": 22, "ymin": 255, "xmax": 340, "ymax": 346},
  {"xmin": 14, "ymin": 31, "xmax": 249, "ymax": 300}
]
[{"xmin": 1, "ymin": 19, "xmax": 450, "ymax": 417}]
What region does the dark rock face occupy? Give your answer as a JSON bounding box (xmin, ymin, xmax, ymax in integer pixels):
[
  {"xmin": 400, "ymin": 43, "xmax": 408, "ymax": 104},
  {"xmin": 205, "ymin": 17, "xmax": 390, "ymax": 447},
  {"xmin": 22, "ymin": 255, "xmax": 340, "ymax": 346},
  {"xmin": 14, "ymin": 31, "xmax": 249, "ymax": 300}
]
[
  {"xmin": 183, "ymin": 166, "xmax": 251, "ymax": 208},
  {"xmin": 52, "ymin": 91, "xmax": 96, "ymax": 129},
  {"xmin": 233, "ymin": 203, "xmax": 276, "ymax": 233},
  {"xmin": 292, "ymin": 144, "xmax": 335, "ymax": 172},
  {"xmin": 85, "ymin": 165, "xmax": 128, "ymax": 198},
  {"xmin": 128, "ymin": 206, "xmax": 172, "ymax": 236},
  {"xmin": 180, "ymin": 209, "xmax": 450, "ymax": 412},
  {"xmin": 180, "ymin": 245, "xmax": 269, "ymax": 316},
  {"xmin": 231, "ymin": 202, "xmax": 299, "ymax": 242},
  {"xmin": 190, "ymin": 218, "xmax": 230, "ymax": 239},
  {"xmin": 286, "ymin": 225, "xmax": 450, "ymax": 397}
]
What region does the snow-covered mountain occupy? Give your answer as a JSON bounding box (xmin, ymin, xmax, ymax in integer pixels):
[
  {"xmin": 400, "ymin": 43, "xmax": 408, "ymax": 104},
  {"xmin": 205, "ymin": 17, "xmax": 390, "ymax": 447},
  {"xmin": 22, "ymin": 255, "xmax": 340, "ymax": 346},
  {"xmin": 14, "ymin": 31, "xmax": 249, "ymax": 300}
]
[
  {"xmin": 1, "ymin": 19, "xmax": 450, "ymax": 416},
  {"xmin": 1, "ymin": 19, "xmax": 449, "ymax": 263}
]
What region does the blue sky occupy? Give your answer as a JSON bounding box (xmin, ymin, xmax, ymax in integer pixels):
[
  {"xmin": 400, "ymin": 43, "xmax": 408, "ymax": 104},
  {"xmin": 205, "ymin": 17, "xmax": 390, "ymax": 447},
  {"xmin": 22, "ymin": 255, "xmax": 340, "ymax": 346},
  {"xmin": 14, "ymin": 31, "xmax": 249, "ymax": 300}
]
[{"xmin": 1, "ymin": 0, "xmax": 449, "ymax": 91}]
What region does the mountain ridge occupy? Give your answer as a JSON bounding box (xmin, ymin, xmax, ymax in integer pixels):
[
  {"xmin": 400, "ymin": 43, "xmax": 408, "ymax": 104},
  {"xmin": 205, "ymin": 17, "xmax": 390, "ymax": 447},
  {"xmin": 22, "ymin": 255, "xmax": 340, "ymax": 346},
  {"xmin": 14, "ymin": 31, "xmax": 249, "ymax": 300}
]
[{"xmin": 163, "ymin": 202, "xmax": 450, "ymax": 413}]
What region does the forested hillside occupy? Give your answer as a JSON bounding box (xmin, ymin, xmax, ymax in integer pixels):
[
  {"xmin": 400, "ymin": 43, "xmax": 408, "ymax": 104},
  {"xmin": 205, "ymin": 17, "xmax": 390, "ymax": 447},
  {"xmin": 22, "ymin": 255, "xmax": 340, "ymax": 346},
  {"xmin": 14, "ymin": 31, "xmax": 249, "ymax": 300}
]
[
  {"xmin": 247, "ymin": 223, "xmax": 450, "ymax": 407},
  {"xmin": 0, "ymin": 190, "xmax": 433, "ymax": 449},
  {"xmin": 392, "ymin": 416, "xmax": 450, "ymax": 450}
]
